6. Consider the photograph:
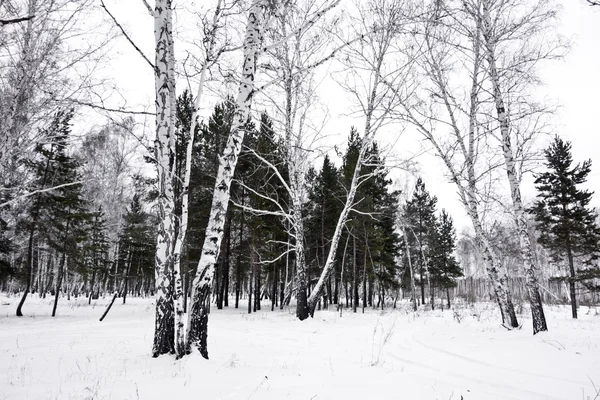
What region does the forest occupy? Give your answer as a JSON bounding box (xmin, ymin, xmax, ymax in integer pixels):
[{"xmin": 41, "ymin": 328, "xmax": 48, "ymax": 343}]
[{"xmin": 1, "ymin": 0, "xmax": 600, "ymax": 387}]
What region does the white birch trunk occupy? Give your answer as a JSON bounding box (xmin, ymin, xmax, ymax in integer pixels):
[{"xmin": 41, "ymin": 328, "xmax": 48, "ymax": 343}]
[
  {"xmin": 306, "ymin": 29, "xmax": 387, "ymax": 316},
  {"xmin": 171, "ymin": 0, "xmax": 224, "ymax": 358},
  {"xmin": 152, "ymin": 0, "xmax": 176, "ymax": 357},
  {"xmin": 185, "ymin": 0, "xmax": 272, "ymax": 358},
  {"xmin": 481, "ymin": 2, "xmax": 547, "ymax": 334},
  {"xmin": 307, "ymin": 108, "xmax": 376, "ymax": 316},
  {"xmin": 412, "ymin": 11, "xmax": 519, "ymax": 327}
]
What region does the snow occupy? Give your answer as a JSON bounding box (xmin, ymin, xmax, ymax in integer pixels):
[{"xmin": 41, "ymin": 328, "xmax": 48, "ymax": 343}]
[{"xmin": 1, "ymin": 295, "xmax": 599, "ymax": 400}]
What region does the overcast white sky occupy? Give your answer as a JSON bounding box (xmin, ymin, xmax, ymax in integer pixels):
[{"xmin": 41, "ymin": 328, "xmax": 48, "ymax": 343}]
[{"xmin": 102, "ymin": 0, "xmax": 600, "ymax": 231}]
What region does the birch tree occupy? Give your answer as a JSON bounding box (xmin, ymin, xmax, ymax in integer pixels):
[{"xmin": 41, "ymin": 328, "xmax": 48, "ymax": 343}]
[
  {"xmin": 0, "ymin": 0, "xmax": 112, "ymax": 192},
  {"xmin": 152, "ymin": 0, "xmax": 177, "ymax": 357},
  {"xmin": 185, "ymin": 0, "xmax": 276, "ymax": 359},
  {"xmin": 307, "ymin": 0, "xmax": 412, "ymax": 317},
  {"xmin": 186, "ymin": 0, "xmax": 343, "ymax": 357},
  {"xmin": 393, "ymin": 0, "xmax": 520, "ymax": 327},
  {"xmin": 257, "ymin": 0, "xmax": 342, "ymax": 320},
  {"xmin": 476, "ymin": 0, "xmax": 557, "ymax": 333}
]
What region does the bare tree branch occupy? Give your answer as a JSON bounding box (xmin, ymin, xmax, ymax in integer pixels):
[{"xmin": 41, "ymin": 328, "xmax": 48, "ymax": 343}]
[
  {"xmin": 0, "ymin": 181, "xmax": 85, "ymax": 208},
  {"xmin": 100, "ymin": 0, "xmax": 155, "ymax": 70},
  {"xmin": 0, "ymin": 15, "xmax": 35, "ymax": 25},
  {"xmin": 263, "ymin": 0, "xmax": 343, "ymax": 51},
  {"xmin": 141, "ymin": 0, "xmax": 154, "ymax": 16},
  {"xmin": 68, "ymin": 98, "xmax": 154, "ymax": 116}
]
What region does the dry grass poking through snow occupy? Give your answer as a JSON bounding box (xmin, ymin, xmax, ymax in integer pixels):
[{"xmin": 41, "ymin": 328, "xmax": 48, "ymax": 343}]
[{"xmin": 0, "ymin": 294, "xmax": 599, "ymax": 400}]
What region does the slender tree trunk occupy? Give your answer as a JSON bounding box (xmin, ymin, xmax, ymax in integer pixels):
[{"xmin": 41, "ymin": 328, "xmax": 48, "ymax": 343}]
[
  {"xmin": 416, "ymin": 8, "xmax": 519, "ymax": 328},
  {"xmin": 248, "ymin": 255, "xmax": 253, "ymax": 315},
  {"xmin": 280, "ymin": 234, "xmax": 289, "ymax": 309},
  {"xmin": 339, "ymin": 233, "xmax": 349, "ymax": 316},
  {"xmin": 403, "ymin": 228, "xmax": 418, "ymax": 312},
  {"xmin": 186, "ymin": 2, "xmax": 272, "ymax": 358},
  {"xmin": 254, "ymin": 258, "xmax": 261, "ymax": 312},
  {"xmin": 482, "ymin": 3, "xmax": 547, "ymax": 334},
  {"xmin": 362, "ymin": 245, "xmax": 366, "ymax": 314},
  {"xmin": 271, "ymin": 261, "xmax": 277, "ymax": 311},
  {"xmin": 293, "ymin": 192, "xmax": 309, "ymax": 320},
  {"xmin": 16, "ymin": 227, "xmax": 35, "ymax": 316},
  {"xmin": 224, "ymin": 223, "xmax": 230, "ymax": 307},
  {"xmin": 352, "ymin": 235, "xmax": 358, "ymax": 313},
  {"xmin": 566, "ymin": 241, "xmax": 577, "ymax": 319},
  {"xmin": 52, "ymin": 251, "xmax": 67, "ymax": 317},
  {"xmin": 122, "ymin": 248, "xmax": 132, "ymax": 305},
  {"xmin": 88, "ymin": 269, "xmax": 96, "ymax": 305},
  {"xmin": 152, "ymin": 0, "xmax": 176, "ymax": 358}
]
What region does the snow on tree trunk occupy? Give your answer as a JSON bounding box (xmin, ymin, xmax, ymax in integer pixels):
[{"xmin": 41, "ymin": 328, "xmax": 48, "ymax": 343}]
[
  {"xmin": 185, "ymin": 0, "xmax": 271, "ymax": 359},
  {"xmin": 482, "ymin": 3, "xmax": 547, "ymax": 334},
  {"xmin": 152, "ymin": 0, "xmax": 176, "ymax": 358}
]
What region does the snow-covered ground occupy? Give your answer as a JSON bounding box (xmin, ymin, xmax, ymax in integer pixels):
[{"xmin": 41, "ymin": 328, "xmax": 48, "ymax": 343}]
[{"xmin": 1, "ymin": 295, "xmax": 599, "ymax": 400}]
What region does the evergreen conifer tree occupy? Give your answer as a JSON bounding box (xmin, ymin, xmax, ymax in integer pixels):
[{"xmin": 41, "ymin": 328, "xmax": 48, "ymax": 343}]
[
  {"xmin": 429, "ymin": 209, "xmax": 462, "ymax": 309},
  {"xmin": 403, "ymin": 178, "xmax": 438, "ymax": 307},
  {"xmin": 529, "ymin": 136, "xmax": 600, "ymax": 318}
]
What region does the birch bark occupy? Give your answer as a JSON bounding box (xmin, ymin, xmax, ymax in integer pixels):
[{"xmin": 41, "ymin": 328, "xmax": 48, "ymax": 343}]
[
  {"xmin": 481, "ymin": 1, "xmax": 547, "ymax": 334},
  {"xmin": 186, "ymin": 0, "xmax": 272, "ymax": 358},
  {"xmin": 307, "ymin": 105, "xmax": 376, "ymax": 316},
  {"xmin": 152, "ymin": 0, "xmax": 176, "ymax": 357},
  {"xmin": 395, "ymin": 3, "xmax": 519, "ymax": 327}
]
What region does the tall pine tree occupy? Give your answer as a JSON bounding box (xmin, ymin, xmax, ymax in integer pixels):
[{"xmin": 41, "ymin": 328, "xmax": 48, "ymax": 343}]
[{"xmin": 529, "ymin": 136, "xmax": 600, "ymax": 318}]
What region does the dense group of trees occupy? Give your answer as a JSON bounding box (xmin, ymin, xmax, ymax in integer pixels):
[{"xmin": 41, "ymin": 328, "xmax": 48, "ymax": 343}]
[{"xmin": 0, "ymin": 0, "xmax": 599, "ymax": 362}]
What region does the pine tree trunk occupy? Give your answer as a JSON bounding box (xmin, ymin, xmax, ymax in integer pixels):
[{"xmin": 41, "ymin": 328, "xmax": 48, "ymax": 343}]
[
  {"xmin": 353, "ymin": 235, "xmax": 358, "ymax": 313},
  {"xmin": 186, "ymin": 1, "xmax": 271, "ymax": 358},
  {"xmin": 224, "ymin": 224, "xmax": 230, "ymax": 307},
  {"xmin": 52, "ymin": 251, "xmax": 67, "ymax": 317},
  {"xmin": 482, "ymin": 3, "xmax": 547, "ymax": 334},
  {"xmin": 88, "ymin": 268, "xmax": 96, "ymax": 305},
  {"xmin": 16, "ymin": 227, "xmax": 35, "ymax": 317},
  {"xmin": 271, "ymin": 262, "xmax": 277, "ymax": 311},
  {"xmin": 403, "ymin": 228, "xmax": 418, "ymax": 312},
  {"xmin": 248, "ymin": 259, "xmax": 253, "ymax": 314},
  {"xmin": 254, "ymin": 260, "xmax": 261, "ymax": 312},
  {"xmin": 122, "ymin": 248, "xmax": 132, "ymax": 305},
  {"xmin": 566, "ymin": 241, "xmax": 577, "ymax": 319},
  {"xmin": 362, "ymin": 247, "xmax": 366, "ymax": 314}
]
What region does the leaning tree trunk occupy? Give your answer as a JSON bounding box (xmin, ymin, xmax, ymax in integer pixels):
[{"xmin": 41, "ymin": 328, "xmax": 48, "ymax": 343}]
[
  {"xmin": 482, "ymin": 6, "xmax": 547, "ymax": 334},
  {"xmin": 307, "ymin": 111, "xmax": 376, "ymax": 316},
  {"xmin": 185, "ymin": 1, "xmax": 271, "ymax": 359},
  {"xmin": 152, "ymin": 0, "xmax": 176, "ymax": 358},
  {"xmin": 16, "ymin": 227, "xmax": 35, "ymax": 316}
]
